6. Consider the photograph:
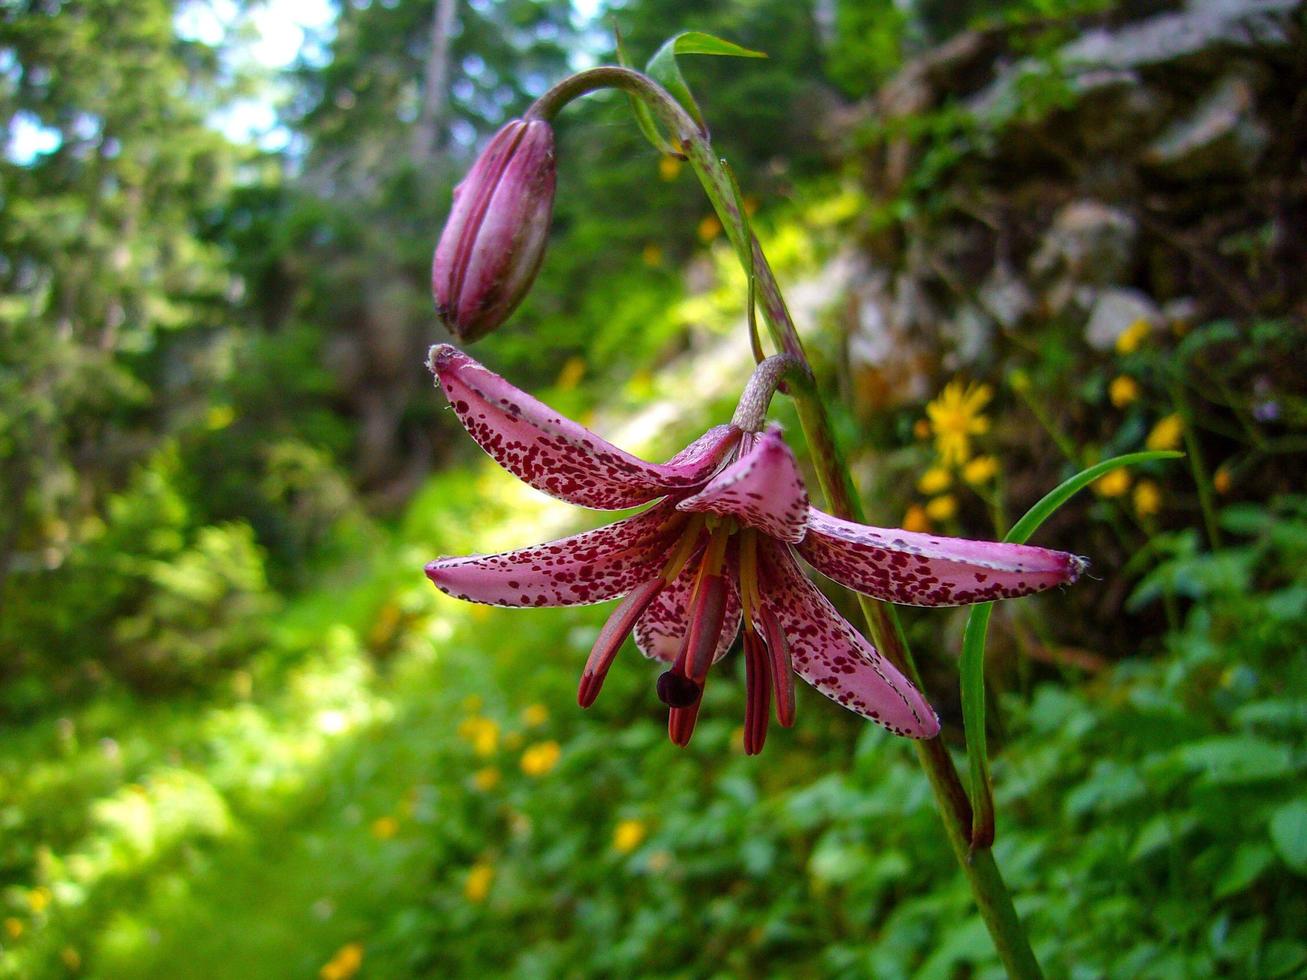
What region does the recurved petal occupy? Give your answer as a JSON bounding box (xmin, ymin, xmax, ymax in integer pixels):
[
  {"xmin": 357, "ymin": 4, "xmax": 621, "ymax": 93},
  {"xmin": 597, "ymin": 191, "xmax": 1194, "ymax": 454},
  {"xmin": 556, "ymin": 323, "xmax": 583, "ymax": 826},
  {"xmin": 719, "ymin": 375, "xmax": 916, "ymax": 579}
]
[
  {"xmin": 757, "ymin": 540, "xmax": 939, "ymax": 738},
  {"xmin": 430, "ymin": 345, "xmax": 741, "ymax": 509},
  {"xmin": 798, "ymin": 508, "xmax": 1087, "ymax": 606},
  {"xmin": 634, "ymin": 552, "xmax": 742, "ymax": 665},
  {"xmin": 425, "ymin": 504, "xmax": 679, "ymax": 608},
  {"xmin": 676, "ymin": 427, "xmax": 809, "ymax": 543}
]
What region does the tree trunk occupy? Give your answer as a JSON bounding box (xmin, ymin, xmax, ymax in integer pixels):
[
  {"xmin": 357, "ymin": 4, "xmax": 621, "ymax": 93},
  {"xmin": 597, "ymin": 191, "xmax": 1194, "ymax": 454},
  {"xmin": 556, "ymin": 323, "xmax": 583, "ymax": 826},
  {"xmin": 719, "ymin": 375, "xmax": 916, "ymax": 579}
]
[{"xmin": 412, "ymin": 0, "xmax": 458, "ymax": 165}]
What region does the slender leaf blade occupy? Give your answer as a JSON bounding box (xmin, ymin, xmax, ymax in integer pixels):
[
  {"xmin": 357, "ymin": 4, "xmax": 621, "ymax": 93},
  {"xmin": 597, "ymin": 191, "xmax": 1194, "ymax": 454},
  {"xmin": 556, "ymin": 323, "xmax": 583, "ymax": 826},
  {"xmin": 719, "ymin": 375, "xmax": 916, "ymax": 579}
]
[
  {"xmin": 646, "ymin": 32, "xmax": 767, "ymax": 133},
  {"xmin": 962, "ymin": 450, "xmax": 1183, "ymax": 849},
  {"xmin": 667, "ymin": 32, "xmax": 766, "ymax": 58},
  {"xmin": 615, "ymin": 26, "xmax": 675, "ymax": 154}
]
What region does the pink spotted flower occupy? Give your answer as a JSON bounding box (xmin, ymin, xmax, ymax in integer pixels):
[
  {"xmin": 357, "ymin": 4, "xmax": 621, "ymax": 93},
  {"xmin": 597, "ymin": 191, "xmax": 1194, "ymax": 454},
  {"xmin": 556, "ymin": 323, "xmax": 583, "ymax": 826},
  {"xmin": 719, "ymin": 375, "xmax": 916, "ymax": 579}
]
[{"xmin": 424, "ymin": 345, "xmax": 1087, "ymax": 752}]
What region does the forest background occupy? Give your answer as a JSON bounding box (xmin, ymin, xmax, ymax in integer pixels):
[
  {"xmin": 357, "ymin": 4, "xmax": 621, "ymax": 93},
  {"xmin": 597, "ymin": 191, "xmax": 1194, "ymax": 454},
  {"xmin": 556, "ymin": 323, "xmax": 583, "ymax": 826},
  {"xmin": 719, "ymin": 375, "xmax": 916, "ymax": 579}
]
[{"xmin": 1, "ymin": 0, "xmax": 1305, "ymax": 976}]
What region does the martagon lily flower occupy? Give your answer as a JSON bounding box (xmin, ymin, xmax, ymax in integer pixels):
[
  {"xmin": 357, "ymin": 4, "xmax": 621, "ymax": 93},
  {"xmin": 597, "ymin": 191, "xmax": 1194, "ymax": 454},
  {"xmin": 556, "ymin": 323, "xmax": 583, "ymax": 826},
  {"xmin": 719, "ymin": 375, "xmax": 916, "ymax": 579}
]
[{"xmin": 424, "ymin": 345, "xmax": 1087, "ymax": 753}]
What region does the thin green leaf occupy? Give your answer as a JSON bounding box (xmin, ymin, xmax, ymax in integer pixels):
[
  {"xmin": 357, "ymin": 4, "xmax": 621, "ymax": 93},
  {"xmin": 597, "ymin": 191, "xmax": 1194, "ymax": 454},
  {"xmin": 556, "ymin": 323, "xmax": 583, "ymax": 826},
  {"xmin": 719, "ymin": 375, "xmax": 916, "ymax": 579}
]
[
  {"xmin": 646, "ymin": 32, "xmax": 766, "ymax": 133},
  {"xmin": 1008, "ymin": 451, "xmax": 1183, "ymax": 544},
  {"xmin": 962, "ymin": 450, "xmax": 1183, "ymax": 849},
  {"xmin": 667, "ymin": 32, "xmax": 767, "ymax": 58},
  {"xmin": 615, "ymin": 25, "xmax": 675, "ymax": 155}
]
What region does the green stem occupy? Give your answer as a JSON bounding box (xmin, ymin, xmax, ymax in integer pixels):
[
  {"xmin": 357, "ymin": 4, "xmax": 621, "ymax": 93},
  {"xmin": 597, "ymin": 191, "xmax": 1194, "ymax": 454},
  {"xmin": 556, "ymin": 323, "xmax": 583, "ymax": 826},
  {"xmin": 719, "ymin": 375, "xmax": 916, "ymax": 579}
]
[
  {"xmin": 1169, "ymin": 382, "xmax": 1222, "ymax": 551},
  {"xmin": 530, "ymin": 67, "xmax": 1044, "ymax": 980}
]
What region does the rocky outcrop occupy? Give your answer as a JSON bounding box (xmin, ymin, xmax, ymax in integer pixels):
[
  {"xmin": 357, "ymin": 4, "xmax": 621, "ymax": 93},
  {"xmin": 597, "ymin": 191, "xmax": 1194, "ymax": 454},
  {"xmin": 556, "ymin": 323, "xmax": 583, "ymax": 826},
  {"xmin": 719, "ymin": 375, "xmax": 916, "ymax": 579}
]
[{"xmin": 837, "ymin": 0, "xmax": 1305, "ymax": 406}]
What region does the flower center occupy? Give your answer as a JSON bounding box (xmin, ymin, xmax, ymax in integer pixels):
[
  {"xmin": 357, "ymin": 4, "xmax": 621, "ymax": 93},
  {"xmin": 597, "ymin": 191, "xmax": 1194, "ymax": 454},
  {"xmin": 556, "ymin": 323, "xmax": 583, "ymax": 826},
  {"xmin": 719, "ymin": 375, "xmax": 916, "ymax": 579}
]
[{"xmin": 577, "ymin": 510, "xmax": 796, "ymax": 753}]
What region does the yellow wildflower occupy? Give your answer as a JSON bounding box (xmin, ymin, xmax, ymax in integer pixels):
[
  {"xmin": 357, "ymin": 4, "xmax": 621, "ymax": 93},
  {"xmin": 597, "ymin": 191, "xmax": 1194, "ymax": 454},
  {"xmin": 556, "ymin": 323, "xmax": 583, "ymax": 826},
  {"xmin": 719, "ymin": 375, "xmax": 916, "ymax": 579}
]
[
  {"xmin": 902, "ymin": 504, "xmax": 931, "ymax": 533},
  {"xmin": 205, "ymin": 403, "xmax": 236, "ymax": 431},
  {"xmin": 554, "ymin": 356, "xmax": 586, "ymax": 391},
  {"xmin": 472, "ymin": 767, "xmax": 501, "ymax": 791},
  {"xmin": 925, "ymin": 495, "xmax": 958, "ymax": 521},
  {"xmin": 465, "ymin": 862, "xmax": 494, "ymax": 903},
  {"xmin": 926, "ymin": 380, "xmax": 992, "ymax": 467},
  {"xmin": 27, "ymin": 887, "xmax": 51, "ymax": 914},
  {"xmin": 521, "ymin": 704, "xmax": 549, "ymax": 727},
  {"xmin": 370, "ymin": 816, "xmax": 399, "ymax": 840},
  {"xmin": 1094, "ymin": 469, "xmax": 1131, "ymax": 498},
  {"xmin": 613, "ymin": 819, "xmax": 647, "ymax": 854},
  {"xmin": 697, "ymin": 214, "xmax": 722, "ymax": 242},
  {"xmin": 1115, "ymin": 317, "xmax": 1151, "ymax": 354},
  {"xmin": 962, "ymin": 455, "xmax": 999, "ymax": 486},
  {"xmin": 1133, "ymin": 480, "xmax": 1162, "ymax": 518},
  {"xmin": 4, "ymin": 918, "xmax": 22, "ymax": 939},
  {"xmin": 641, "ymin": 243, "xmax": 663, "ymax": 267},
  {"xmin": 457, "ymin": 716, "xmax": 499, "ymax": 757},
  {"xmin": 917, "ymin": 467, "xmax": 952, "ymax": 495},
  {"xmin": 520, "ymin": 740, "xmax": 561, "ymax": 776},
  {"xmin": 1109, "ymin": 375, "xmax": 1140, "ymax": 408},
  {"xmin": 319, "ymin": 942, "xmax": 364, "ymax": 980},
  {"xmin": 1213, "ymin": 466, "xmax": 1232, "ymax": 495},
  {"xmin": 658, "ymin": 155, "xmax": 682, "ymax": 181},
  {"xmin": 1146, "ymin": 414, "xmax": 1185, "ymax": 451}
]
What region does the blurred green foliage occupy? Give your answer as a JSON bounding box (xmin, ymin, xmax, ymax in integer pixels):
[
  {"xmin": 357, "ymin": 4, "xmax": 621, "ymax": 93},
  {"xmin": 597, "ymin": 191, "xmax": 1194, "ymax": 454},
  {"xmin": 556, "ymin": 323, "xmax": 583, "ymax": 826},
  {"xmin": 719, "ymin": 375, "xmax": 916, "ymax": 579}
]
[
  {"xmin": 2, "ymin": 453, "xmax": 1303, "ymax": 976},
  {"xmin": 1, "ymin": 0, "xmax": 1305, "ymax": 976}
]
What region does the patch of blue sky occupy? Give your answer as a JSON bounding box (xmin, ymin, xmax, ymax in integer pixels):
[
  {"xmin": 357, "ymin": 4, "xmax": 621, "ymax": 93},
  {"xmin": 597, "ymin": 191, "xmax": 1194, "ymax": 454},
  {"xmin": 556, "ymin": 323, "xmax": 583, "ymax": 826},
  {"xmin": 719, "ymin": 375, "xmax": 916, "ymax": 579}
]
[{"xmin": 175, "ymin": 0, "xmax": 336, "ymax": 152}]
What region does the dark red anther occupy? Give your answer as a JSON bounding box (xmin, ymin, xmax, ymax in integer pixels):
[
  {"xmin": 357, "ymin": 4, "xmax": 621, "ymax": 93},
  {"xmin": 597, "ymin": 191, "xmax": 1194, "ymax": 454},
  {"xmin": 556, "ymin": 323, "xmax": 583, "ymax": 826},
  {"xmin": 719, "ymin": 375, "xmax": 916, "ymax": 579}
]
[
  {"xmin": 759, "ymin": 604, "xmax": 795, "ymax": 727},
  {"xmin": 668, "ymin": 695, "xmax": 704, "ymax": 747},
  {"xmin": 578, "ymin": 578, "xmax": 665, "ymax": 708},
  {"xmin": 684, "ymin": 574, "xmax": 728, "ymax": 684},
  {"xmin": 742, "ymin": 627, "xmax": 771, "ymax": 755}
]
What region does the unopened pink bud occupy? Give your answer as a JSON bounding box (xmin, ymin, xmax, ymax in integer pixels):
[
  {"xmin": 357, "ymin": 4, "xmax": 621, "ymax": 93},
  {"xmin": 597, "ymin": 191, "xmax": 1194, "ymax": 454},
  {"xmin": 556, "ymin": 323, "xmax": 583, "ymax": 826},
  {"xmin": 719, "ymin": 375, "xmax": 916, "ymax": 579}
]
[{"xmin": 432, "ymin": 118, "xmax": 556, "ymax": 342}]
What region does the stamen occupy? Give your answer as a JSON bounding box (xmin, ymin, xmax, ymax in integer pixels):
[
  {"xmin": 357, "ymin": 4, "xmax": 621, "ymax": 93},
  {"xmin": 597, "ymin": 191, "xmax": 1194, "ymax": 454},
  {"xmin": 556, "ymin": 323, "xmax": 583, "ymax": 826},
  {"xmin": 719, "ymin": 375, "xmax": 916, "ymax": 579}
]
[
  {"xmin": 659, "ymin": 514, "xmax": 706, "ymax": 583},
  {"xmin": 668, "ymin": 690, "xmax": 704, "ymax": 747},
  {"xmin": 743, "ymin": 530, "xmax": 794, "ymax": 728},
  {"xmin": 759, "ymin": 604, "xmax": 795, "ymax": 728},
  {"xmin": 701, "ymin": 527, "xmax": 730, "ymax": 576},
  {"xmin": 742, "ymin": 627, "xmax": 771, "ymax": 755},
  {"xmin": 685, "ymin": 574, "xmax": 728, "ymax": 682},
  {"xmin": 578, "ymin": 578, "xmax": 665, "ymax": 707},
  {"xmin": 737, "ymin": 529, "xmax": 760, "ymax": 620}
]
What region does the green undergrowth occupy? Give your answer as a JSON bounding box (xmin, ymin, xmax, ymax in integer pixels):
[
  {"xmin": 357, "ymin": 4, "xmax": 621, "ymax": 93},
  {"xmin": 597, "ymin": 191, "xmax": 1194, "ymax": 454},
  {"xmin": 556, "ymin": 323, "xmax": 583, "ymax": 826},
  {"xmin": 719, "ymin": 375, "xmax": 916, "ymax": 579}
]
[
  {"xmin": 3, "ymin": 427, "xmax": 1305, "ymax": 977},
  {"xmin": 3, "ymin": 185, "xmax": 1303, "ymax": 974}
]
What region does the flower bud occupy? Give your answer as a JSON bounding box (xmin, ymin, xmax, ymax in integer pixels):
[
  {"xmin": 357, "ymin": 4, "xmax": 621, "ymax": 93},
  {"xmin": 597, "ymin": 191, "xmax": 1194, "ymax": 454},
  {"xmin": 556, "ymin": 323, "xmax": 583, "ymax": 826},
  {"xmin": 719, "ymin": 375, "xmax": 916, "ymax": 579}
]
[{"xmin": 432, "ymin": 118, "xmax": 556, "ymax": 342}]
